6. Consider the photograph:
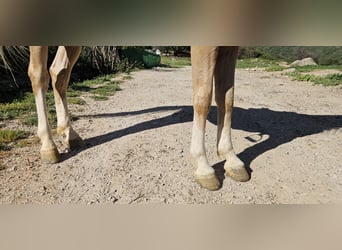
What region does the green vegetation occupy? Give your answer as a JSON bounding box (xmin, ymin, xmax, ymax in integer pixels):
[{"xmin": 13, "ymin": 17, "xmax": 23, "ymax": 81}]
[
  {"xmin": 0, "ymin": 93, "xmax": 36, "ymax": 120},
  {"xmin": 287, "ymin": 72, "xmax": 342, "ymax": 86},
  {"xmin": 236, "ymin": 58, "xmax": 285, "ymax": 71},
  {"xmin": 67, "ymin": 97, "xmax": 86, "ymax": 105},
  {"xmin": 0, "ymin": 91, "xmax": 57, "ymax": 126},
  {"xmin": 160, "ymin": 56, "xmax": 191, "ymax": 68},
  {"xmin": 236, "ymin": 56, "xmax": 342, "ymax": 86},
  {"xmin": 239, "ymin": 46, "xmax": 342, "ymax": 65},
  {"xmin": 289, "ymin": 64, "xmax": 342, "ymax": 73},
  {"xmin": 0, "ymin": 129, "xmax": 29, "ymax": 150},
  {"xmin": 122, "ymin": 75, "xmax": 133, "ymax": 80},
  {"xmin": 70, "ymin": 74, "xmax": 121, "ymax": 101},
  {"xmin": 284, "ymin": 64, "xmax": 342, "ymax": 86}
]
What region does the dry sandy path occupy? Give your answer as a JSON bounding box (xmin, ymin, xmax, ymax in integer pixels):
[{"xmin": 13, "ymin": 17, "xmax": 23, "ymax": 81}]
[{"xmin": 1, "ymin": 66, "xmax": 342, "ymax": 204}]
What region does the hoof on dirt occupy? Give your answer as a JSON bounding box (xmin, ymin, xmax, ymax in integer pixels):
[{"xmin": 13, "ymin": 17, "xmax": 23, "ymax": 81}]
[
  {"xmin": 68, "ymin": 137, "xmax": 85, "ymax": 150},
  {"xmin": 195, "ymin": 173, "xmax": 221, "ymax": 191},
  {"xmin": 41, "ymin": 148, "xmax": 60, "ymax": 164},
  {"xmin": 225, "ymin": 164, "xmax": 250, "ymax": 182}
]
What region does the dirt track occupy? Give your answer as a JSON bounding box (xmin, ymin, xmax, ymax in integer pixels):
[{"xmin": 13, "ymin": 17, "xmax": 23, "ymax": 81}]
[{"xmin": 1, "ymin": 66, "xmax": 342, "ymax": 204}]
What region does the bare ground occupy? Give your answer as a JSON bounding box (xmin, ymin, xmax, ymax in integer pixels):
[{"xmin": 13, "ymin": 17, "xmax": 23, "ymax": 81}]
[{"xmin": 1, "ymin": 66, "xmax": 342, "ymax": 204}]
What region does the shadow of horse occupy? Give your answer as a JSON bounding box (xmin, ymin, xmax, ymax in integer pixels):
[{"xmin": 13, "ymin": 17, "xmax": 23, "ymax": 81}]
[{"xmin": 62, "ymin": 105, "xmax": 342, "ymax": 182}]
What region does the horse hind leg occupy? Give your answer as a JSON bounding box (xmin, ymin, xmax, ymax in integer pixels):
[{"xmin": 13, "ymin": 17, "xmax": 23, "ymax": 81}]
[
  {"xmin": 49, "ymin": 46, "xmax": 84, "ymax": 151},
  {"xmin": 29, "ymin": 46, "xmax": 59, "ymax": 163},
  {"xmin": 214, "ymin": 47, "xmax": 249, "ymax": 182}
]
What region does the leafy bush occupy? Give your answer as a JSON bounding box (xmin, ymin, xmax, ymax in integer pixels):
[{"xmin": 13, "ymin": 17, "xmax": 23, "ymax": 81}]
[
  {"xmin": 73, "ymin": 46, "xmax": 132, "ymax": 81},
  {"xmin": 0, "ymin": 46, "xmax": 138, "ymax": 102}
]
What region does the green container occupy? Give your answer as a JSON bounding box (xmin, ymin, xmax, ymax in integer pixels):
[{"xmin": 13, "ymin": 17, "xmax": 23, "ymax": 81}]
[
  {"xmin": 120, "ymin": 48, "xmax": 161, "ymax": 69},
  {"xmin": 142, "ymin": 52, "xmax": 161, "ymax": 68}
]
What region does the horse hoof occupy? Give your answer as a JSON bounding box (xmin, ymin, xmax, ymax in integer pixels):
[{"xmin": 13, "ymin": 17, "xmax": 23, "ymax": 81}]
[
  {"xmin": 225, "ymin": 165, "xmax": 250, "ymax": 182},
  {"xmin": 195, "ymin": 173, "xmax": 221, "ymax": 191},
  {"xmin": 41, "ymin": 148, "xmax": 60, "ymax": 164}
]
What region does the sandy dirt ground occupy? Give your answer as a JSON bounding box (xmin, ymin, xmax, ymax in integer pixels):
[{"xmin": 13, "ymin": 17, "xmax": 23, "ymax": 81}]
[{"xmin": 1, "ymin": 66, "xmax": 342, "ymax": 204}]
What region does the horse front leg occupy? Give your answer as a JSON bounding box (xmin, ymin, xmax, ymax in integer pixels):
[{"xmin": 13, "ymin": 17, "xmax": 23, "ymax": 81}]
[
  {"xmin": 214, "ymin": 47, "xmax": 249, "ymax": 182},
  {"xmin": 49, "ymin": 46, "xmax": 84, "ymax": 151},
  {"xmin": 190, "ymin": 46, "xmax": 220, "ymax": 190},
  {"xmin": 29, "ymin": 46, "xmax": 59, "ymax": 163}
]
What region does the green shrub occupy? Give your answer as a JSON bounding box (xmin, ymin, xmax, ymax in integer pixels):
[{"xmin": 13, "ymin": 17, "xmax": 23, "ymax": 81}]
[
  {"xmin": 287, "ymin": 72, "xmax": 342, "ymax": 86},
  {"xmin": 0, "ymin": 129, "xmax": 29, "ymax": 150},
  {"xmin": 160, "ymin": 56, "xmax": 191, "ymax": 68}
]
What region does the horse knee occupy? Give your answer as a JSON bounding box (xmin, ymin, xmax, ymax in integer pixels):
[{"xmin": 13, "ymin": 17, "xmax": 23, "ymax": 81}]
[
  {"xmin": 50, "ymin": 66, "xmax": 68, "ymax": 91},
  {"xmin": 194, "ymin": 94, "xmax": 212, "ymax": 116},
  {"xmin": 28, "ymin": 66, "xmax": 50, "ymax": 93}
]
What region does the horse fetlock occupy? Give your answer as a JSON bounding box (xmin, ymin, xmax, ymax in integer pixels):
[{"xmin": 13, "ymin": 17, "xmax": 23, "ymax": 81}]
[
  {"xmin": 57, "ymin": 126, "xmax": 67, "ymax": 135},
  {"xmin": 191, "ymin": 154, "xmax": 219, "ymax": 190},
  {"xmin": 190, "ymin": 151, "xmax": 210, "ymax": 167},
  {"xmin": 217, "ymin": 150, "xmax": 226, "ymax": 160},
  {"xmin": 57, "ymin": 126, "xmax": 84, "ymax": 149},
  {"xmin": 217, "ymin": 141, "xmax": 234, "ymax": 157},
  {"xmin": 224, "ymin": 156, "xmax": 249, "ymax": 182}
]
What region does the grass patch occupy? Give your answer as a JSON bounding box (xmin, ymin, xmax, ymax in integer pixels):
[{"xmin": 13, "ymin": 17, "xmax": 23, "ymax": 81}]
[
  {"xmin": 237, "ymin": 58, "xmax": 286, "ymax": 72},
  {"xmin": 160, "ymin": 56, "xmax": 191, "ymax": 68},
  {"xmin": 90, "ymin": 95, "xmax": 109, "ymax": 101},
  {"xmin": 0, "ymin": 93, "xmax": 36, "ymax": 121},
  {"xmin": 237, "ymin": 58, "xmax": 275, "ymax": 68},
  {"xmin": 0, "ymin": 91, "xmax": 57, "ymax": 126},
  {"xmin": 90, "ymin": 82, "xmax": 121, "ymax": 96},
  {"xmin": 68, "ymin": 97, "xmax": 86, "ymax": 105},
  {"xmin": 0, "ymin": 129, "xmax": 29, "ymax": 150},
  {"xmin": 292, "ymin": 64, "xmax": 342, "ymax": 73},
  {"xmin": 89, "ymin": 81, "xmax": 121, "ymax": 101},
  {"xmin": 286, "ymin": 64, "xmax": 342, "ymax": 86},
  {"xmin": 122, "ymin": 75, "xmax": 133, "ymax": 80},
  {"xmin": 287, "ymin": 72, "xmax": 342, "ymax": 86},
  {"xmin": 70, "ymin": 74, "xmax": 121, "ymax": 101},
  {"xmin": 237, "ymin": 58, "xmax": 342, "ymax": 85},
  {"xmin": 265, "ymin": 65, "xmax": 287, "ymax": 72},
  {"xmin": 22, "ymin": 115, "xmax": 38, "ymax": 126}
]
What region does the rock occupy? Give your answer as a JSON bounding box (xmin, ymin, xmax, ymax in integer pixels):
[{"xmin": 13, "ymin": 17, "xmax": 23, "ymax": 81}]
[
  {"xmin": 290, "ymin": 57, "xmax": 317, "ymax": 67},
  {"xmin": 9, "ymin": 165, "xmax": 17, "ymax": 171},
  {"xmin": 282, "ymin": 68, "xmax": 296, "ymax": 74}
]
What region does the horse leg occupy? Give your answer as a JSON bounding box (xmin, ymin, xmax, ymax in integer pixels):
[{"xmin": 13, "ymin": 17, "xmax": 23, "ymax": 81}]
[
  {"xmin": 49, "ymin": 46, "xmax": 84, "ymax": 150},
  {"xmin": 28, "ymin": 46, "xmax": 59, "ymax": 163},
  {"xmin": 190, "ymin": 46, "xmax": 220, "ymax": 190},
  {"xmin": 214, "ymin": 46, "xmax": 249, "ymax": 182}
]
